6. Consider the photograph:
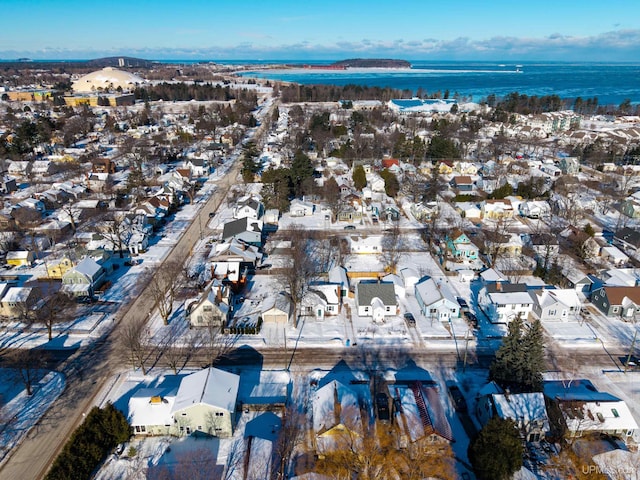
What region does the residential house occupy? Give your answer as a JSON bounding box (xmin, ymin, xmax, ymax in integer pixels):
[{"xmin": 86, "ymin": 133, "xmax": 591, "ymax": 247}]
[
  {"xmin": 61, "ymin": 257, "xmax": 107, "ymax": 297},
  {"xmin": 410, "ymin": 202, "xmax": 439, "ymax": 222},
  {"xmin": 476, "ymin": 389, "xmax": 549, "ymax": 442},
  {"xmin": 601, "ymin": 245, "xmax": 629, "ymax": 267},
  {"xmin": 456, "ymin": 202, "xmax": 482, "ymax": 221},
  {"xmin": 601, "ymin": 268, "xmax": 640, "ymax": 287},
  {"xmin": 289, "ymin": 199, "xmax": 315, "ymax": 217},
  {"xmin": 86, "ymin": 172, "xmax": 112, "ymax": 192},
  {"xmin": 305, "ymin": 282, "xmax": 342, "ymax": 319},
  {"xmin": 187, "ymin": 281, "xmax": 231, "ymax": 327},
  {"xmin": 46, "ymin": 257, "xmax": 74, "ymax": 279},
  {"xmin": 128, "ymin": 387, "xmax": 177, "ymax": 436},
  {"xmin": 544, "ymin": 379, "xmax": 638, "ymax": 444},
  {"xmin": 171, "ymin": 367, "xmax": 240, "ymax": 438},
  {"xmin": 519, "ymin": 200, "xmax": 551, "ymax": 219},
  {"xmin": 312, "ymin": 380, "xmax": 363, "ymax": 457},
  {"xmin": 31, "ymin": 160, "xmax": 53, "ymax": 177},
  {"xmin": 0, "ymin": 176, "xmax": 17, "ymax": 194},
  {"xmin": 0, "ymin": 286, "xmax": 39, "ymax": 318},
  {"xmin": 208, "ymin": 239, "xmax": 261, "ymax": 283},
  {"xmin": 234, "ymin": 197, "xmax": 264, "ymax": 220},
  {"xmin": 262, "ymin": 292, "xmax": 292, "ymax": 324},
  {"xmin": 355, "ymin": 281, "xmax": 397, "ymax": 321},
  {"xmin": 451, "ymin": 176, "xmax": 474, "ymax": 192},
  {"xmin": 414, "ymin": 277, "xmax": 460, "ymax": 323},
  {"xmin": 389, "ymin": 382, "xmax": 453, "ymax": 447},
  {"xmin": 479, "ymin": 268, "xmax": 508, "ymax": 286},
  {"xmin": 446, "ymin": 229, "xmax": 479, "ymax": 261},
  {"xmin": 621, "ymin": 199, "xmax": 640, "ymax": 219},
  {"xmin": 614, "ymin": 227, "xmax": 640, "ymax": 253},
  {"xmin": 526, "ymin": 233, "xmax": 560, "ymax": 262},
  {"xmin": 559, "ymin": 156, "xmax": 580, "ymax": 174},
  {"xmin": 482, "ymin": 199, "xmax": 514, "ymax": 220},
  {"xmin": 6, "ymin": 250, "xmax": 36, "ymax": 267},
  {"xmin": 184, "ymin": 157, "xmax": 210, "ymax": 177},
  {"xmin": 91, "ymin": 157, "xmax": 116, "ymax": 174},
  {"xmin": 437, "ymin": 161, "xmax": 454, "ymax": 175},
  {"xmin": 221, "ymin": 217, "xmax": 263, "ymax": 247},
  {"xmin": 478, "ymin": 282, "xmax": 534, "ymax": 323},
  {"xmin": 591, "ymin": 286, "xmax": 640, "ymax": 319},
  {"xmin": 531, "ymin": 289, "xmax": 582, "ymax": 321}
]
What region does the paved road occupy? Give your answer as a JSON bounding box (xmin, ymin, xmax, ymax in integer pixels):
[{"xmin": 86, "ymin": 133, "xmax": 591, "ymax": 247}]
[{"xmin": 0, "ymin": 102, "xmax": 276, "ymax": 480}]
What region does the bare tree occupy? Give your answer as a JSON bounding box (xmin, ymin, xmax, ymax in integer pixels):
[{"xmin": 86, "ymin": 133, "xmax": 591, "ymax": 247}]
[
  {"xmin": 159, "ymin": 321, "xmax": 198, "ymax": 374},
  {"xmin": 380, "ymin": 221, "xmax": 404, "ymax": 273},
  {"xmin": 98, "ymin": 211, "xmax": 128, "ymax": 258},
  {"xmin": 274, "ymin": 402, "xmax": 308, "ymax": 480},
  {"xmin": 38, "ymin": 291, "xmax": 75, "ymax": 341},
  {"xmin": 5, "ymin": 349, "xmax": 47, "ymax": 396},
  {"xmin": 280, "ymin": 224, "xmax": 318, "ymax": 327},
  {"xmin": 148, "ymin": 260, "xmax": 184, "ymax": 325},
  {"xmin": 119, "ymin": 316, "xmax": 151, "ymax": 374},
  {"xmin": 202, "ymin": 322, "xmax": 238, "ymax": 366}
]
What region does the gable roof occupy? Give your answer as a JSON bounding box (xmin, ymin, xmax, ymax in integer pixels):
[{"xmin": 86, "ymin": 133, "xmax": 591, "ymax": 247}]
[
  {"xmin": 414, "ymin": 277, "xmax": 457, "ymax": 307},
  {"xmin": 356, "ymin": 281, "xmax": 396, "ymax": 306},
  {"xmin": 172, "ymin": 367, "xmax": 239, "ymax": 414},
  {"xmin": 73, "ymin": 257, "xmax": 102, "ymax": 278},
  {"xmin": 600, "ymin": 286, "xmax": 640, "ymax": 305},
  {"xmin": 615, "ymin": 227, "xmax": 640, "ymax": 248}
]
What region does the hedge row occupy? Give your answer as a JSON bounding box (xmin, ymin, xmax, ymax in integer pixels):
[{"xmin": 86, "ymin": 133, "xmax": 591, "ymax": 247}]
[{"xmin": 46, "ymin": 403, "xmax": 130, "ymax": 480}]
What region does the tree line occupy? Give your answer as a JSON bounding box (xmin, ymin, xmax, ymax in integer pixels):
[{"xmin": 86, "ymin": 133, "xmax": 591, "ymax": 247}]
[{"xmin": 133, "ymin": 82, "xmax": 257, "ymax": 103}]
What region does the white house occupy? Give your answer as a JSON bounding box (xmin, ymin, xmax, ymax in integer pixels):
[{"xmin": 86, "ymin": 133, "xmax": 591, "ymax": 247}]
[
  {"xmin": 478, "ymin": 282, "xmax": 534, "ymax": 323},
  {"xmin": 531, "ymin": 288, "xmax": 582, "ymax": 321},
  {"xmin": 414, "ymin": 277, "xmax": 460, "ymax": 323},
  {"xmin": 355, "ymin": 281, "xmax": 397, "ymax": 321},
  {"xmin": 221, "ymin": 217, "xmax": 263, "ymax": 247},
  {"xmin": 519, "ymin": 200, "xmax": 551, "ymax": 219},
  {"xmin": 289, "ymin": 199, "xmax": 315, "ymax": 217},
  {"xmin": 234, "ymin": 197, "xmax": 264, "ymax": 220},
  {"xmin": 601, "ymin": 245, "xmax": 629, "ymax": 267},
  {"xmin": 476, "ymin": 390, "xmax": 549, "ymax": 443}
]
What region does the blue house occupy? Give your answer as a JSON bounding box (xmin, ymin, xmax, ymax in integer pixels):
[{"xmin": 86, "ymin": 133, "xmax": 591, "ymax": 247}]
[{"xmin": 446, "ymin": 229, "xmax": 479, "ymax": 261}]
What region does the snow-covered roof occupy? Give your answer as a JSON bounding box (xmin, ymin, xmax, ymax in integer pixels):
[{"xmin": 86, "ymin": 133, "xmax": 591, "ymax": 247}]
[
  {"xmin": 414, "ymin": 277, "xmax": 457, "ymax": 306},
  {"xmin": 492, "ymin": 392, "xmax": 549, "ymax": 427},
  {"xmin": 72, "ymin": 67, "xmax": 145, "ymax": 93},
  {"xmin": 532, "ymin": 289, "xmax": 582, "ymax": 310},
  {"xmin": 312, "ymin": 380, "xmax": 360, "ymax": 435},
  {"xmin": 74, "ymin": 257, "xmax": 102, "ymax": 278},
  {"xmin": 172, "ymin": 367, "xmax": 240, "ymax": 414},
  {"xmin": 1, "ymin": 286, "xmax": 33, "ymax": 303},
  {"xmin": 480, "ymin": 268, "xmax": 507, "ymax": 283},
  {"xmin": 128, "ymin": 388, "xmax": 176, "ymax": 427}
]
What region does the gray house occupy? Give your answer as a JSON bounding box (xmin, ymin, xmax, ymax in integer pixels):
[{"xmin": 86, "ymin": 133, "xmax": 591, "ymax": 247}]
[
  {"xmin": 591, "ymin": 286, "xmax": 640, "ymax": 319},
  {"xmin": 221, "ymin": 217, "xmax": 263, "ymax": 247}
]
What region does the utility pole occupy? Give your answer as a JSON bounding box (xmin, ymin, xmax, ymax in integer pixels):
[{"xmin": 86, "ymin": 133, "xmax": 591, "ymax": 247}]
[
  {"xmin": 463, "ymin": 329, "xmax": 470, "ymax": 372},
  {"xmin": 624, "ymin": 327, "xmax": 638, "ymax": 374}
]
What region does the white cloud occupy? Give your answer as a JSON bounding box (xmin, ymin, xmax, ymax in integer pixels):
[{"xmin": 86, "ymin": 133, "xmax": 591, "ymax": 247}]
[{"xmin": 1, "ymin": 29, "xmax": 639, "ymax": 61}]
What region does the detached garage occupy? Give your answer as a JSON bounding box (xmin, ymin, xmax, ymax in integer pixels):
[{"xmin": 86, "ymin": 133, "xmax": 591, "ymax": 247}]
[{"xmin": 262, "ymin": 293, "xmax": 292, "ymax": 324}]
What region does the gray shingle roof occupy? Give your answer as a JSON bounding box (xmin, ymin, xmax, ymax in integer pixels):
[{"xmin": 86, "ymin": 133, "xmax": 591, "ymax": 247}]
[{"xmin": 356, "ymin": 281, "xmax": 396, "ymax": 306}]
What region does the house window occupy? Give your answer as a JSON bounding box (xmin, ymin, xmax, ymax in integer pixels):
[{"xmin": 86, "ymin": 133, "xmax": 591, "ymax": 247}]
[
  {"xmin": 528, "ymin": 433, "xmax": 541, "ymax": 442},
  {"xmin": 215, "ymin": 412, "xmax": 224, "ymax": 417},
  {"xmin": 429, "ymin": 308, "xmax": 437, "ymax": 314},
  {"xmin": 612, "ymin": 409, "xmax": 619, "ymax": 418},
  {"xmin": 498, "ymin": 304, "xmax": 506, "ymax": 308},
  {"xmin": 197, "ymin": 425, "xmax": 203, "ymax": 430},
  {"xmin": 549, "ymin": 310, "xmax": 556, "ymax": 316},
  {"xmin": 613, "ymin": 307, "xmax": 619, "ymax": 313},
  {"xmin": 386, "ymin": 306, "xmax": 391, "ymax": 312},
  {"xmin": 181, "ymin": 412, "xmax": 187, "ymax": 416},
  {"xmin": 203, "ymin": 306, "xmax": 212, "ymax": 312},
  {"xmin": 179, "ymin": 426, "xmax": 184, "ymax": 433}
]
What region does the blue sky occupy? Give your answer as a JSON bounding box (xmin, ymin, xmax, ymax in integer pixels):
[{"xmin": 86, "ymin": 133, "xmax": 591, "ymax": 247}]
[{"xmin": 1, "ymin": 0, "xmax": 639, "ymax": 60}]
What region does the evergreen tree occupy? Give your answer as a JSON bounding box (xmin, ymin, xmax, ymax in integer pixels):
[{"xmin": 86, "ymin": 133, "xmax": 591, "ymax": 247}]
[
  {"xmin": 379, "ymin": 168, "xmax": 400, "ymax": 197},
  {"xmin": 290, "ymin": 150, "xmax": 314, "ymax": 197},
  {"xmin": 468, "ymin": 417, "xmax": 523, "ymax": 480},
  {"xmin": 489, "ymin": 317, "xmax": 545, "ymax": 392},
  {"xmin": 352, "ymin": 165, "xmax": 367, "ymax": 190}
]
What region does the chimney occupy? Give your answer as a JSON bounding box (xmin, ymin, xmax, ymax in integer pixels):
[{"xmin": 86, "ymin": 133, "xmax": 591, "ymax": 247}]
[
  {"xmin": 505, "ymin": 387, "xmax": 510, "ymax": 401},
  {"xmin": 496, "ymin": 281, "xmax": 502, "ymax": 292}
]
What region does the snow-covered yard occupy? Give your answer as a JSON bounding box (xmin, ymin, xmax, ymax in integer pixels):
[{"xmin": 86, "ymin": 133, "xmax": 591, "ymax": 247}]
[{"xmin": 0, "ymin": 369, "xmax": 65, "ymax": 466}]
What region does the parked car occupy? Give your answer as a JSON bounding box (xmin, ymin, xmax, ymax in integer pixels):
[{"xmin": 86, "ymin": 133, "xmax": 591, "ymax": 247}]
[
  {"xmin": 404, "ymin": 312, "xmax": 416, "ymax": 326},
  {"xmin": 447, "ymin": 385, "xmax": 468, "ymax": 413},
  {"xmin": 456, "ymin": 297, "xmax": 470, "ymax": 312},
  {"xmin": 344, "ymin": 225, "xmax": 356, "ymax": 230}
]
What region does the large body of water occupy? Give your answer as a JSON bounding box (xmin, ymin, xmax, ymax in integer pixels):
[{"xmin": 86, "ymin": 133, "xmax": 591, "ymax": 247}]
[{"xmin": 237, "ymin": 61, "xmax": 640, "ymax": 106}]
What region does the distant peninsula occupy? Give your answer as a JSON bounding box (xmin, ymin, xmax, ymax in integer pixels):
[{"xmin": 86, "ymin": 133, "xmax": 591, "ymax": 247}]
[{"xmin": 330, "ymin": 58, "xmax": 411, "ymax": 68}]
